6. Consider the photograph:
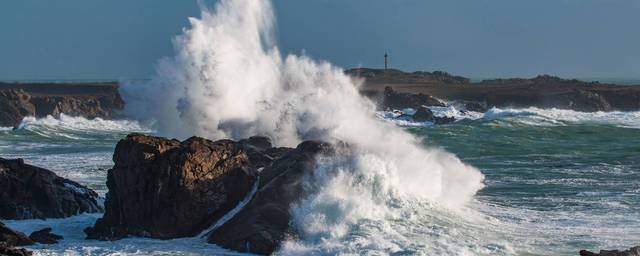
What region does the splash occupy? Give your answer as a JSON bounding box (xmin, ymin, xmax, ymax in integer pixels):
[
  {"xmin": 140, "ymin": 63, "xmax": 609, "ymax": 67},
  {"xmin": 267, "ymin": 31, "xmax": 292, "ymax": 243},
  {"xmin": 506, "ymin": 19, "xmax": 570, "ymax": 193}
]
[{"xmin": 122, "ymin": 0, "xmax": 484, "ymax": 253}]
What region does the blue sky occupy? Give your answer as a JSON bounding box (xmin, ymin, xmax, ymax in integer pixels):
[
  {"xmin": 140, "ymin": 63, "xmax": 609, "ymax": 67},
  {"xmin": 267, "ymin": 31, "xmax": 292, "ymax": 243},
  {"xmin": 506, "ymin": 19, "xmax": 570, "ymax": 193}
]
[{"xmin": 1, "ymin": 0, "xmax": 639, "ymax": 80}]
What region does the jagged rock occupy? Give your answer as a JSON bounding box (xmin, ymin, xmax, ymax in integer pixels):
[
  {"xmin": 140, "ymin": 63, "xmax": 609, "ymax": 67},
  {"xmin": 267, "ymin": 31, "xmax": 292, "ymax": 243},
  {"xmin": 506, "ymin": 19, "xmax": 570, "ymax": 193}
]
[
  {"xmin": 28, "ymin": 228, "xmax": 62, "ymax": 244},
  {"xmin": 0, "ymin": 90, "xmax": 35, "ymax": 128},
  {"xmin": 85, "ymin": 134, "xmax": 265, "ymax": 240},
  {"xmin": 0, "ymin": 222, "xmax": 33, "ymax": 247},
  {"xmin": 580, "ymin": 246, "xmax": 640, "ymax": 256},
  {"xmin": 0, "ymin": 158, "xmax": 103, "ymax": 220},
  {"xmin": 434, "ymin": 116, "xmax": 456, "ymax": 125},
  {"xmin": 0, "ymin": 83, "xmax": 124, "ymax": 128},
  {"xmin": 413, "ymin": 106, "xmax": 435, "ymax": 122},
  {"xmin": 464, "ymin": 102, "xmax": 488, "ymax": 113},
  {"xmin": 382, "ymin": 87, "xmax": 446, "ymax": 109},
  {"xmin": 207, "ymin": 140, "xmax": 335, "ymax": 255},
  {"xmin": 0, "ymin": 243, "xmax": 32, "ymax": 256}
]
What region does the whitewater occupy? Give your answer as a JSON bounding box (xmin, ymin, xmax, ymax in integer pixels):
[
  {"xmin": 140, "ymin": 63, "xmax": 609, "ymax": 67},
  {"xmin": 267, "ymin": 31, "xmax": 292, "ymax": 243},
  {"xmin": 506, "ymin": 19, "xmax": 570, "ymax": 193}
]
[{"xmin": 1, "ymin": 0, "xmax": 639, "ymax": 255}]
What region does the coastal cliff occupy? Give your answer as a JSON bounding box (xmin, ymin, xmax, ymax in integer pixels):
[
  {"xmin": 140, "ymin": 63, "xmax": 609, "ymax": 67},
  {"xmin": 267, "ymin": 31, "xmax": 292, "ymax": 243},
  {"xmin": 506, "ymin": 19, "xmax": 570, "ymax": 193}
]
[{"xmin": 0, "ymin": 82, "xmax": 124, "ymax": 128}]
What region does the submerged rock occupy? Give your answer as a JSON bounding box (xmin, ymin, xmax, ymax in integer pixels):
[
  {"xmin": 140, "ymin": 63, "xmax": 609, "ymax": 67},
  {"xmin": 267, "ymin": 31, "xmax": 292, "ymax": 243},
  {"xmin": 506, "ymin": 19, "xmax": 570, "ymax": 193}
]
[
  {"xmin": 28, "ymin": 228, "xmax": 62, "ymax": 244},
  {"xmin": 85, "ymin": 134, "xmax": 266, "ymax": 240},
  {"xmin": 0, "ymin": 158, "xmax": 103, "ymax": 220},
  {"xmin": 207, "ymin": 140, "xmax": 334, "ymax": 255},
  {"xmin": 580, "ymin": 246, "xmax": 640, "ymax": 256}
]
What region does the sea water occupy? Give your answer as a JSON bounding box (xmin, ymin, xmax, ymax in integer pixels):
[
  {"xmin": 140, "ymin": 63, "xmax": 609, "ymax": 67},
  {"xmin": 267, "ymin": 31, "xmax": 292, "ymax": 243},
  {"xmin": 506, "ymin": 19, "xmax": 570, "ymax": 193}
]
[{"xmin": 1, "ymin": 108, "xmax": 638, "ymax": 255}]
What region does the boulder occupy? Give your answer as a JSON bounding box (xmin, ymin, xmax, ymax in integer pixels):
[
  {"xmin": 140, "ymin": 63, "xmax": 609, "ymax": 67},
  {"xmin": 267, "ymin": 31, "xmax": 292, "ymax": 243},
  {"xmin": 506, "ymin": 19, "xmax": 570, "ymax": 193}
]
[
  {"xmin": 0, "ymin": 243, "xmax": 32, "ymax": 256},
  {"xmin": 85, "ymin": 134, "xmax": 265, "ymax": 240},
  {"xmin": 580, "ymin": 246, "xmax": 640, "ymax": 256},
  {"xmin": 0, "ymin": 90, "xmax": 35, "ymax": 128},
  {"xmin": 0, "ymin": 222, "xmax": 33, "ymax": 247},
  {"xmin": 464, "ymin": 101, "xmax": 488, "ymax": 113},
  {"xmin": 28, "ymin": 228, "xmax": 62, "ymax": 244},
  {"xmin": 0, "ymin": 158, "xmax": 103, "ymax": 220},
  {"xmin": 207, "ymin": 140, "xmax": 335, "ymax": 255},
  {"xmin": 413, "ymin": 106, "xmax": 435, "ymax": 122},
  {"xmin": 382, "ymin": 87, "xmax": 446, "ymax": 109}
]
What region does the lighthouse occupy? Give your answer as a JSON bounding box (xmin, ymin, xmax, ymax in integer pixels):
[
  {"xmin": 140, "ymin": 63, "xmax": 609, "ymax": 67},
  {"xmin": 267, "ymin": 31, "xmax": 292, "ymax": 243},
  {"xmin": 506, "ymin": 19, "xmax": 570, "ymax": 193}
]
[{"xmin": 384, "ymin": 52, "xmax": 388, "ymax": 70}]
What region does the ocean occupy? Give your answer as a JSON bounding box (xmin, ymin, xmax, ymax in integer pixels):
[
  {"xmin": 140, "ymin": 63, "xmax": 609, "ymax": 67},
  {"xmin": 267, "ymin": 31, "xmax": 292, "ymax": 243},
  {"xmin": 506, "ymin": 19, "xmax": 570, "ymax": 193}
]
[
  {"xmin": 2, "ymin": 0, "xmax": 639, "ymax": 255},
  {"xmin": 1, "ymin": 107, "xmax": 639, "ymax": 255}
]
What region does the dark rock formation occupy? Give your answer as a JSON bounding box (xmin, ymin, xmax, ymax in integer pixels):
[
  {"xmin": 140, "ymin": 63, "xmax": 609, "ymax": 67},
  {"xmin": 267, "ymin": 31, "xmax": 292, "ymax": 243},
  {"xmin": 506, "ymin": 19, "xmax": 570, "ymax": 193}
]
[
  {"xmin": 0, "ymin": 90, "xmax": 35, "ymax": 129},
  {"xmin": 0, "ymin": 158, "xmax": 103, "ymax": 220},
  {"xmin": 207, "ymin": 140, "xmax": 335, "ymax": 255},
  {"xmin": 580, "ymin": 246, "xmax": 640, "ymax": 256},
  {"xmin": 0, "ymin": 82, "xmax": 123, "ymax": 128},
  {"xmin": 0, "ymin": 222, "xmax": 33, "ymax": 256},
  {"xmin": 0, "ymin": 223, "xmax": 33, "ymax": 247},
  {"xmin": 413, "ymin": 106, "xmax": 435, "ymax": 122},
  {"xmin": 85, "ymin": 134, "xmax": 265, "ymax": 240},
  {"xmin": 0, "ymin": 243, "xmax": 32, "ymax": 256},
  {"xmin": 354, "ymin": 68, "xmax": 640, "ymax": 112},
  {"xmin": 464, "ymin": 102, "xmax": 488, "ymax": 113},
  {"xmin": 412, "ymin": 106, "xmax": 456, "ymax": 124},
  {"xmin": 346, "ymin": 68, "xmax": 470, "ymax": 85},
  {"xmin": 84, "ymin": 133, "xmax": 338, "ymax": 255},
  {"xmin": 380, "ymin": 86, "xmax": 446, "ymax": 110},
  {"xmin": 28, "ymin": 228, "xmax": 62, "ymax": 244}
]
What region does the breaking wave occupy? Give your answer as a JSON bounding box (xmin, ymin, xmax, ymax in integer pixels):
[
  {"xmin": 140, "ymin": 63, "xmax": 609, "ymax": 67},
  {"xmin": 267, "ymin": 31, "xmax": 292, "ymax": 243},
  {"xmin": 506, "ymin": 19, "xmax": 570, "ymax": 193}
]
[{"xmin": 120, "ymin": 0, "xmax": 484, "ymax": 254}]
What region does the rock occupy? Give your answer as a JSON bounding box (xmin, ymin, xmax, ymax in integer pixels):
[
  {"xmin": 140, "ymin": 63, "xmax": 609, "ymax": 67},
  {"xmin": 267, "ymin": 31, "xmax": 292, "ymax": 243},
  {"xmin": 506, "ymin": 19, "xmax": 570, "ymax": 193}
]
[
  {"xmin": 0, "ymin": 90, "xmax": 35, "ymax": 128},
  {"xmin": 381, "ymin": 87, "xmax": 446, "ymax": 110},
  {"xmin": 0, "ymin": 83, "xmax": 124, "ymax": 128},
  {"xmin": 580, "ymin": 246, "xmax": 640, "ymax": 256},
  {"xmin": 0, "ymin": 222, "xmax": 33, "ymax": 247},
  {"xmin": 85, "ymin": 134, "xmax": 264, "ymax": 240},
  {"xmin": 28, "ymin": 228, "xmax": 62, "ymax": 244},
  {"xmin": 413, "ymin": 106, "xmax": 435, "ymax": 122},
  {"xmin": 0, "ymin": 243, "xmax": 32, "ymax": 256},
  {"xmin": 434, "ymin": 116, "xmax": 456, "ymax": 125},
  {"xmin": 0, "ymin": 158, "xmax": 103, "ymax": 220},
  {"xmin": 207, "ymin": 140, "xmax": 335, "ymax": 255},
  {"xmin": 464, "ymin": 101, "xmax": 488, "ymax": 112}
]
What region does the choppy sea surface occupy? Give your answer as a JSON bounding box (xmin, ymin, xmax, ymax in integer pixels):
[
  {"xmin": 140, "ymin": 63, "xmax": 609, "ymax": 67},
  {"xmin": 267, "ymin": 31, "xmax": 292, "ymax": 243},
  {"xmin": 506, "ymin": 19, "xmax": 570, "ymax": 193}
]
[{"xmin": 1, "ymin": 107, "xmax": 639, "ymax": 255}]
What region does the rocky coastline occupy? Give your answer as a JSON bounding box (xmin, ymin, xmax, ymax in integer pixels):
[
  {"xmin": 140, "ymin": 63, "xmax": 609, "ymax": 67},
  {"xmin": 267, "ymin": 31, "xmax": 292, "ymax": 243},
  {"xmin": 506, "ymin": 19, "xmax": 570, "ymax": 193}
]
[
  {"xmin": 0, "ymin": 82, "xmax": 123, "ymax": 128},
  {"xmin": 352, "ymin": 68, "xmax": 640, "ymax": 113}
]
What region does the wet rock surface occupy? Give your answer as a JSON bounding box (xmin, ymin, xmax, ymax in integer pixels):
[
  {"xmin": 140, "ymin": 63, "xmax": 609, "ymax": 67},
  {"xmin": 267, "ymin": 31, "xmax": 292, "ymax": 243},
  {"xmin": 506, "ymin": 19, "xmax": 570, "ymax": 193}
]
[
  {"xmin": 207, "ymin": 140, "xmax": 335, "ymax": 255},
  {"xmin": 0, "ymin": 82, "xmax": 123, "ymax": 128},
  {"xmin": 580, "ymin": 246, "xmax": 640, "ymax": 256},
  {"xmin": 0, "ymin": 222, "xmax": 33, "ymax": 256},
  {"xmin": 0, "ymin": 158, "xmax": 103, "ymax": 220},
  {"xmin": 85, "ymin": 134, "xmax": 264, "ymax": 240},
  {"xmin": 28, "ymin": 228, "xmax": 62, "ymax": 244}
]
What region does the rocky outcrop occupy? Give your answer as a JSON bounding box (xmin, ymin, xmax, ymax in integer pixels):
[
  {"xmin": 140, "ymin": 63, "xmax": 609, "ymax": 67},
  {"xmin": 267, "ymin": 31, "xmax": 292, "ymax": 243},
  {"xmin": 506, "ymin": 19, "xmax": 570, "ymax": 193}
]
[
  {"xmin": 412, "ymin": 106, "xmax": 456, "ymax": 124},
  {"xmin": 85, "ymin": 134, "xmax": 274, "ymax": 240},
  {"xmin": 0, "ymin": 222, "xmax": 33, "ymax": 256},
  {"xmin": 207, "ymin": 140, "xmax": 335, "ymax": 255},
  {"xmin": 380, "ymin": 86, "xmax": 446, "ymax": 110},
  {"xmin": 0, "ymin": 243, "xmax": 32, "ymax": 256},
  {"xmin": 355, "ymin": 69, "xmax": 640, "ymax": 112},
  {"xmin": 0, "ymin": 223, "xmax": 32, "ymax": 247},
  {"xmin": 0, "ymin": 90, "xmax": 35, "ymax": 128},
  {"xmin": 0, "ymin": 158, "xmax": 103, "ymax": 220},
  {"xmin": 0, "ymin": 82, "xmax": 124, "ymax": 128},
  {"xmin": 85, "ymin": 133, "xmax": 337, "ymax": 255},
  {"xmin": 28, "ymin": 228, "xmax": 62, "ymax": 244},
  {"xmin": 580, "ymin": 246, "xmax": 640, "ymax": 256}
]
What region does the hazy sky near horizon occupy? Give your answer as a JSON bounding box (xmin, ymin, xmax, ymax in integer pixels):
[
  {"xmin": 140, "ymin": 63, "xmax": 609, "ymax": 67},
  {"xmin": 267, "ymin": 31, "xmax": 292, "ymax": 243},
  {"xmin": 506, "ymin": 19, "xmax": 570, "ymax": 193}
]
[{"xmin": 1, "ymin": 0, "xmax": 639, "ymax": 80}]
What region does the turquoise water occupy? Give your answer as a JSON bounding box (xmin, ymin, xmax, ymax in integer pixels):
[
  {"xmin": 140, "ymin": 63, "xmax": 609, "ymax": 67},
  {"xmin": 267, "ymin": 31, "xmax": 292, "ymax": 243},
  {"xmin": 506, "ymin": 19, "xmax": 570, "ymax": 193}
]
[{"xmin": 1, "ymin": 108, "xmax": 639, "ymax": 255}]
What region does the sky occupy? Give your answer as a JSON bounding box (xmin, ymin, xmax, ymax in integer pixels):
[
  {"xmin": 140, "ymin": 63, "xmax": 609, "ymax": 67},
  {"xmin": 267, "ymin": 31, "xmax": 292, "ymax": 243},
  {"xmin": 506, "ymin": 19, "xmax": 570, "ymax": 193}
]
[{"xmin": 0, "ymin": 0, "xmax": 639, "ymax": 80}]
